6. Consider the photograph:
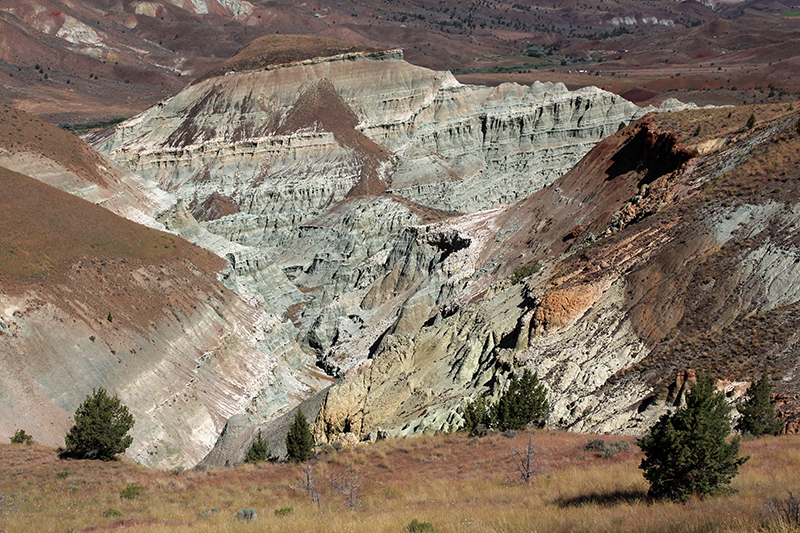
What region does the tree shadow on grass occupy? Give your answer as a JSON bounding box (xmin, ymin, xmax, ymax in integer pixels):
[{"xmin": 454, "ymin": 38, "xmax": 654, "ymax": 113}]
[{"xmin": 555, "ymin": 488, "xmax": 649, "ymax": 508}]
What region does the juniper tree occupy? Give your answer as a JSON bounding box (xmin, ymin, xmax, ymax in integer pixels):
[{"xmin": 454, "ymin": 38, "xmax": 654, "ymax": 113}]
[
  {"xmin": 10, "ymin": 429, "xmax": 32, "ymax": 445},
  {"xmin": 638, "ymin": 377, "xmax": 748, "ymax": 501},
  {"xmin": 460, "ymin": 395, "xmax": 490, "ymax": 435},
  {"xmin": 493, "ymin": 369, "xmax": 549, "ymax": 431},
  {"xmin": 460, "ymin": 369, "xmax": 549, "ymax": 434},
  {"xmin": 737, "ymin": 365, "xmax": 783, "ymax": 437},
  {"xmin": 64, "ymin": 388, "xmax": 134, "ymax": 461},
  {"xmin": 286, "ymin": 410, "xmax": 315, "ymax": 462},
  {"xmin": 245, "ymin": 429, "xmax": 270, "ymax": 463}
]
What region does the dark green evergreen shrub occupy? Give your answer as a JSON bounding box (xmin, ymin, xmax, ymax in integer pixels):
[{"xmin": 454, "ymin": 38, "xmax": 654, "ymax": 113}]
[
  {"xmin": 10, "ymin": 429, "xmax": 33, "ymax": 445},
  {"xmin": 460, "ymin": 369, "xmax": 549, "ymax": 433},
  {"xmin": 737, "ymin": 365, "xmax": 783, "ymax": 437},
  {"xmin": 460, "ymin": 395, "xmax": 490, "ymax": 435},
  {"xmin": 245, "ymin": 429, "xmax": 270, "ymax": 463},
  {"xmin": 746, "ymin": 114, "xmax": 756, "ymax": 129},
  {"xmin": 286, "ymin": 410, "xmax": 315, "ymax": 462},
  {"xmin": 638, "ymin": 377, "xmax": 749, "ymax": 501},
  {"xmin": 492, "ymin": 369, "xmax": 549, "ymax": 431},
  {"xmin": 64, "ymin": 388, "xmax": 134, "ymax": 461},
  {"xmin": 407, "ymin": 519, "xmax": 438, "ymax": 532}
]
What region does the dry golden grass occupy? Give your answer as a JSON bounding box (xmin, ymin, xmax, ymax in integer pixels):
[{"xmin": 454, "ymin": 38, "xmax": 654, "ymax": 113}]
[{"xmin": 2, "ymin": 431, "xmax": 800, "ymax": 533}]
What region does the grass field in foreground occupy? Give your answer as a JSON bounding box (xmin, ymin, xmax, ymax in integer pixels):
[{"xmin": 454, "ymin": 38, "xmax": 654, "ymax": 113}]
[{"xmin": 2, "ymin": 431, "xmax": 799, "ymax": 533}]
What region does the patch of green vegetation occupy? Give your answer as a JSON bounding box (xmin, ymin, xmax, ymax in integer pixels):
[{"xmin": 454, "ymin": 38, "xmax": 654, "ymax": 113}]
[
  {"xmin": 120, "ymin": 483, "xmax": 142, "ymax": 500},
  {"xmin": 59, "ymin": 117, "xmax": 127, "ymax": 134},
  {"xmin": 510, "ymin": 261, "xmax": 543, "ymax": 284},
  {"xmin": 779, "ymin": 11, "xmax": 800, "ymax": 17},
  {"xmin": 407, "ymin": 519, "xmax": 438, "ymax": 533}
]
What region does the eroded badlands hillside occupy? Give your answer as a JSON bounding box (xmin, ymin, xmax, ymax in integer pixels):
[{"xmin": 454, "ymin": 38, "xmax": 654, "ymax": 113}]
[
  {"xmin": 311, "ymin": 104, "xmax": 800, "ymax": 447},
  {"xmin": 90, "ymin": 35, "xmax": 800, "ymax": 464},
  {"xmin": 90, "ymin": 36, "xmax": 672, "ymax": 384},
  {"xmin": 7, "ymin": 34, "xmax": 799, "ymax": 468},
  {"xmin": 0, "ymin": 105, "xmax": 331, "ymax": 469}
]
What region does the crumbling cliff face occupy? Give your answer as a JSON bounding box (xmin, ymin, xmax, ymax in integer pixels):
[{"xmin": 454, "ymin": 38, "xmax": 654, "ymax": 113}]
[
  {"xmin": 91, "ymin": 47, "xmax": 662, "ymax": 371},
  {"xmin": 313, "ymin": 109, "xmax": 800, "ymax": 445}
]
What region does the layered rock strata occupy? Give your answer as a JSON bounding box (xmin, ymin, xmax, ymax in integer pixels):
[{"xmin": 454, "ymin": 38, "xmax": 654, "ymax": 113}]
[
  {"xmin": 0, "ymin": 107, "xmax": 331, "ymax": 469},
  {"xmin": 92, "ymin": 48, "xmax": 657, "ymax": 368},
  {"xmin": 314, "ymin": 111, "xmax": 800, "ymax": 444}
]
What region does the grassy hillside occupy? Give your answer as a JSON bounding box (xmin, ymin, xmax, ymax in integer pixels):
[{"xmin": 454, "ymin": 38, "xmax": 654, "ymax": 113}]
[{"xmin": 2, "ymin": 431, "xmax": 799, "ymax": 533}]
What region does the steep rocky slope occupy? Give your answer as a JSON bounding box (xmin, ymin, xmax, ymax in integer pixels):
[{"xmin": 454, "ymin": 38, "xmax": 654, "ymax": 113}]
[
  {"xmin": 91, "ymin": 37, "xmax": 674, "ymax": 375},
  {"xmin": 312, "ymin": 104, "xmax": 800, "ymax": 445},
  {"xmin": 0, "ymin": 106, "xmax": 332, "ymax": 469}
]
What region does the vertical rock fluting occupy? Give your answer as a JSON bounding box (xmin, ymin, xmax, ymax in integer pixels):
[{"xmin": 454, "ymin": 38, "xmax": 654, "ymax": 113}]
[
  {"xmin": 315, "ymin": 112, "xmax": 800, "ymax": 442},
  {"xmin": 92, "ymin": 51, "xmax": 653, "ymax": 367}
]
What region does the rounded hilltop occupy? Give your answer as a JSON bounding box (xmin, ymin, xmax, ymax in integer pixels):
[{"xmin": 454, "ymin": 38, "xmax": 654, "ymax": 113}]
[{"xmin": 193, "ymin": 35, "xmax": 386, "ymax": 84}]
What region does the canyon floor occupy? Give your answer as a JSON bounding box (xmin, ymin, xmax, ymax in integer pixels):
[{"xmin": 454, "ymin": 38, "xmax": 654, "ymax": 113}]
[{"xmin": 2, "ymin": 432, "xmax": 800, "ymax": 533}]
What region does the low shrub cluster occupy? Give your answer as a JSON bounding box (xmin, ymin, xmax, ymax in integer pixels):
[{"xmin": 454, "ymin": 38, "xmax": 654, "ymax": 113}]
[{"xmin": 10, "ymin": 430, "xmax": 32, "ymax": 445}]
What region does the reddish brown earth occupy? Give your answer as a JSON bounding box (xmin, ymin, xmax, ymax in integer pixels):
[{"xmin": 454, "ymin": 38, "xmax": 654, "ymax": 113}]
[
  {"xmin": 0, "ymin": 165, "xmax": 224, "ymax": 328},
  {"xmin": 536, "ymin": 103, "xmax": 800, "ymax": 392},
  {"xmin": 2, "ymin": 0, "xmax": 799, "ymax": 122},
  {"xmin": 0, "ymin": 103, "xmax": 113, "ymax": 187}
]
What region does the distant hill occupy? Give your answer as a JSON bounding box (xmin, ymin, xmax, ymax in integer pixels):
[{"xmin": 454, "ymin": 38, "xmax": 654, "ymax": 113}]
[{"xmin": 2, "ymin": 0, "xmax": 799, "ymax": 121}]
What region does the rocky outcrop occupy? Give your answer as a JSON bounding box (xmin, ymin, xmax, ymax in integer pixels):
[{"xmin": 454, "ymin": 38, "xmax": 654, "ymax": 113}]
[
  {"xmin": 314, "ymin": 109, "xmax": 800, "ymax": 442},
  {"xmin": 91, "ymin": 47, "xmax": 663, "ymax": 369}
]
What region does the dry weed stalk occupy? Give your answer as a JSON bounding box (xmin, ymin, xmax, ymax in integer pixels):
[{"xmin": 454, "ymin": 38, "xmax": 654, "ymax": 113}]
[
  {"xmin": 295, "ymin": 459, "xmax": 325, "ymax": 508},
  {"xmin": 331, "ymin": 465, "xmax": 364, "ymax": 510},
  {"xmin": 506, "ymin": 433, "xmax": 539, "ymax": 485}
]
